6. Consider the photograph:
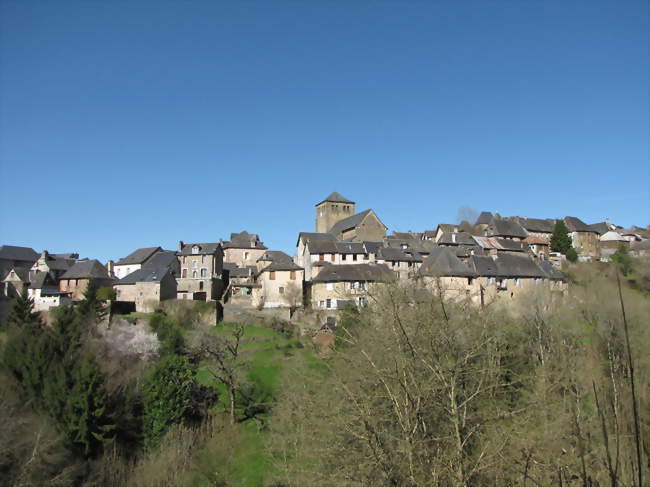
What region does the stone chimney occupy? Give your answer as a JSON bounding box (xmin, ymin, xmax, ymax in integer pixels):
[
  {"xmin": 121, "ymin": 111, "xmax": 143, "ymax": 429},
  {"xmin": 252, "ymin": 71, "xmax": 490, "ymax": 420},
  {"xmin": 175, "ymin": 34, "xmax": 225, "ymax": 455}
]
[
  {"xmin": 106, "ymin": 260, "xmax": 115, "ymax": 277},
  {"xmin": 179, "ymin": 240, "xmax": 185, "ymax": 250}
]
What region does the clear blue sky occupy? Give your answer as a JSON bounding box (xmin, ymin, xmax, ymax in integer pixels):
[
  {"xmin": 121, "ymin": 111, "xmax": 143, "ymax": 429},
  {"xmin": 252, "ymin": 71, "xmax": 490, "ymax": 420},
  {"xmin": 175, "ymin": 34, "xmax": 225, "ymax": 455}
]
[{"xmin": 1, "ymin": 0, "xmax": 648, "ymax": 261}]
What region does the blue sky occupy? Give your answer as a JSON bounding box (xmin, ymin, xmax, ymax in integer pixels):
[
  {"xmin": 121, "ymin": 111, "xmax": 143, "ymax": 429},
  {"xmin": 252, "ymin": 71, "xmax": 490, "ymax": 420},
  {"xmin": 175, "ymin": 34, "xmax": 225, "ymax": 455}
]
[{"xmin": 1, "ymin": 0, "xmax": 648, "ymax": 261}]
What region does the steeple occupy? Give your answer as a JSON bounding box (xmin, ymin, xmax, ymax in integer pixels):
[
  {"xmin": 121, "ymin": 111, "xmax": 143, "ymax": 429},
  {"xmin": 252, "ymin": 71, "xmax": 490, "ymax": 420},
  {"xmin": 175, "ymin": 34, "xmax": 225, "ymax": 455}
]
[{"xmin": 315, "ymin": 192, "xmax": 356, "ymax": 233}]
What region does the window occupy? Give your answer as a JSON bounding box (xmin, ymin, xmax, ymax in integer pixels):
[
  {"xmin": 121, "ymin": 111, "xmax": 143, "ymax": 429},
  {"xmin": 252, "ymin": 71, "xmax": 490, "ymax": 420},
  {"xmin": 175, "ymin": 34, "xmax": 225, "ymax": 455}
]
[
  {"xmin": 279, "ymin": 287, "xmax": 284, "ymax": 294},
  {"xmin": 182, "ymin": 269, "xmax": 187, "ymax": 278},
  {"xmin": 363, "ymin": 253, "xmax": 369, "ymax": 260},
  {"xmin": 468, "ymin": 277, "xmax": 474, "ymax": 285},
  {"xmin": 199, "ymin": 281, "xmax": 204, "ymax": 290},
  {"xmin": 319, "ymin": 254, "xmax": 324, "ymax": 261},
  {"xmin": 330, "ymin": 254, "xmax": 335, "ymax": 262},
  {"xmin": 515, "ymin": 278, "xmax": 521, "ymax": 287},
  {"xmin": 342, "ymin": 254, "xmax": 347, "ymax": 261},
  {"xmin": 192, "ymin": 270, "xmax": 198, "ymax": 278},
  {"xmin": 202, "ymin": 254, "xmax": 205, "ymax": 263},
  {"xmin": 183, "ymin": 256, "xmax": 187, "ymax": 264},
  {"xmin": 201, "ymin": 268, "xmax": 207, "ymax": 278},
  {"xmin": 269, "ymin": 271, "xmax": 276, "ymax": 280},
  {"xmin": 357, "ymin": 297, "xmax": 368, "ymax": 307},
  {"xmin": 244, "ymin": 251, "xmax": 249, "ymax": 260},
  {"xmin": 319, "ymin": 300, "xmax": 325, "ymax": 308},
  {"xmin": 353, "ymin": 254, "xmax": 358, "ymax": 261},
  {"xmin": 192, "ymin": 245, "xmax": 199, "ymax": 254},
  {"xmin": 192, "ymin": 260, "xmax": 198, "ymax": 268},
  {"xmin": 326, "ymin": 298, "xmax": 332, "ymax": 309},
  {"xmin": 290, "ymin": 271, "xmax": 296, "ymax": 280}
]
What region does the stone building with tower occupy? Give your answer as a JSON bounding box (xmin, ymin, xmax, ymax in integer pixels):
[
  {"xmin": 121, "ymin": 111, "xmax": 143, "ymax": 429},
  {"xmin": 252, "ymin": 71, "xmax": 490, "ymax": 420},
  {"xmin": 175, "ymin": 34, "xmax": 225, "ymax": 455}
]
[{"xmin": 315, "ymin": 192, "xmax": 387, "ymax": 242}]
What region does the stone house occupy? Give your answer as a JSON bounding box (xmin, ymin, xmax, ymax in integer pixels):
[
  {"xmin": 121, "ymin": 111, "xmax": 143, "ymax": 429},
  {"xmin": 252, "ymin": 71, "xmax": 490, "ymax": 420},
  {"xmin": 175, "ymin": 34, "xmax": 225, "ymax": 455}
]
[
  {"xmin": 472, "ymin": 236, "xmax": 530, "ymax": 257},
  {"xmin": 564, "ymin": 216, "xmax": 600, "ymax": 259},
  {"xmin": 375, "ymin": 247, "xmax": 419, "ymax": 280},
  {"xmin": 418, "ymin": 248, "xmax": 477, "ymax": 302},
  {"xmin": 253, "ymin": 252, "xmax": 304, "ymax": 309},
  {"xmin": 113, "ymin": 247, "xmax": 162, "ymax": 279},
  {"xmin": 176, "ymin": 242, "xmax": 224, "ymax": 301},
  {"xmin": 432, "ymin": 224, "xmax": 461, "ymax": 242},
  {"xmin": 28, "ymin": 272, "xmax": 73, "ymax": 312},
  {"xmin": 630, "ymin": 240, "xmax": 650, "ymax": 257},
  {"xmin": 327, "ymin": 209, "xmax": 387, "ymax": 242},
  {"xmin": 514, "ymin": 217, "xmax": 555, "ymax": 243},
  {"xmin": 310, "ymin": 263, "xmax": 391, "ymax": 310},
  {"xmin": 2, "ymin": 266, "xmax": 30, "ymax": 298},
  {"xmin": 492, "ymin": 253, "xmax": 548, "ymax": 299},
  {"xmin": 538, "ymin": 261, "xmax": 568, "ymax": 294},
  {"xmin": 59, "ymin": 260, "xmax": 115, "ymax": 301},
  {"xmin": 0, "ymin": 245, "xmax": 38, "ymax": 284},
  {"xmin": 222, "ymin": 232, "xmax": 268, "ymax": 267},
  {"xmin": 599, "ymin": 231, "xmax": 629, "ymax": 259},
  {"xmin": 295, "ymin": 232, "xmax": 339, "ymax": 280},
  {"xmin": 523, "ymin": 236, "xmax": 550, "ymax": 261},
  {"xmin": 114, "ymin": 267, "xmax": 177, "ymax": 313},
  {"xmin": 223, "ymin": 263, "xmax": 259, "ymax": 303}
]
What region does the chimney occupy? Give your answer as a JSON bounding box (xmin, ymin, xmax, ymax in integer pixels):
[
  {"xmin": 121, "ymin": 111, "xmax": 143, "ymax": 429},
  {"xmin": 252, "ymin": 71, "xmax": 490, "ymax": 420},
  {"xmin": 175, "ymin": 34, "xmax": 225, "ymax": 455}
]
[
  {"xmin": 452, "ymin": 233, "xmax": 456, "ymax": 243},
  {"xmin": 179, "ymin": 240, "xmax": 185, "ymax": 250},
  {"xmin": 106, "ymin": 260, "xmax": 115, "ymax": 277}
]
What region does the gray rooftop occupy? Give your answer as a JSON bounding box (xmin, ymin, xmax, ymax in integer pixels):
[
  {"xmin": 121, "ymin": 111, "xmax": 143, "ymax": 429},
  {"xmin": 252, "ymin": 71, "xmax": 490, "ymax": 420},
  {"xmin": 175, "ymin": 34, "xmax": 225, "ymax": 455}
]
[
  {"xmin": 495, "ymin": 254, "xmax": 547, "ymax": 278},
  {"xmin": 116, "ymin": 247, "xmax": 162, "ymax": 265},
  {"xmin": 222, "ymin": 231, "xmax": 267, "ymax": 250},
  {"xmin": 117, "ymin": 266, "xmax": 173, "ymax": 285},
  {"xmin": 564, "ymin": 216, "xmax": 596, "ymax": 233},
  {"xmin": 312, "ymin": 263, "xmax": 392, "ymax": 283},
  {"xmin": 179, "ymin": 242, "xmax": 222, "ymax": 256},
  {"xmin": 469, "ymin": 255, "xmax": 499, "ymax": 277},
  {"xmin": 490, "ymin": 219, "xmax": 528, "ymax": 239},
  {"xmin": 0, "ymin": 245, "xmax": 39, "ymax": 263},
  {"xmin": 315, "ymin": 192, "xmax": 355, "ymax": 206},
  {"xmin": 328, "ymin": 209, "xmax": 375, "ymax": 236},
  {"xmin": 475, "ymin": 211, "xmax": 494, "ymax": 225},
  {"xmin": 419, "ymin": 248, "xmax": 476, "ymax": 277},
  {"xmin": 60, "ymin": 260, "xmax": 113, "ymax": 280}
]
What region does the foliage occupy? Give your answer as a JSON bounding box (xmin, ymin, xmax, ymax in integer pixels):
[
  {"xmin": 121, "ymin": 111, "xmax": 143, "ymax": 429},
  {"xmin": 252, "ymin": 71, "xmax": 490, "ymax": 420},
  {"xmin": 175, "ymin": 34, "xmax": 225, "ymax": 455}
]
[
  {"xmin": 97, "ymin": 286, "xmax": 117, "ymax": 301},
  {"xmin": 4, "ymin": 293, "xmax": 42, "ymax": 330},
  {"xmin": 611, "ymin": 244, "xmax": 633, "ymax": 275},
  {"xmin": 78, "ymin": 278, "xmax": 108, "ymax": 319},
  {"xmin": 148, "ymin": 310, "xmax": 186, "ymax": 355},
  {"xmin": 550, "ymin": 219, "xmax": 573, "ymax": 254},
  {"xmin": 142, "ymin": 354, "xmax": 196, "ymax": 450},
  {"xmin": 566, "ymin": 245, "xmax": 579, "ymax": 262}
]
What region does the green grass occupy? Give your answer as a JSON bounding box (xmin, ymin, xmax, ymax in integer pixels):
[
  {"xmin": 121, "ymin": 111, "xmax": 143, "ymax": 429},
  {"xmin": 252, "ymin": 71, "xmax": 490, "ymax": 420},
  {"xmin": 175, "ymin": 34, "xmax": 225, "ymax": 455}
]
[{"xmin": 194, "ymin": 322, "xmax": 316, "ymax": 487}]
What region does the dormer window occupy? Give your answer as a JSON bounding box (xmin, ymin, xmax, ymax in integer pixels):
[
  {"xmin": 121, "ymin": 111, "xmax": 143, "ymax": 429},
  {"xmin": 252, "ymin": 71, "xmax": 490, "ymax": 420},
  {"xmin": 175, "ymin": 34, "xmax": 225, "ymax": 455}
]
[{"xmin": 192, "ymin": 245, "xmax": 199, "ymax": 254}]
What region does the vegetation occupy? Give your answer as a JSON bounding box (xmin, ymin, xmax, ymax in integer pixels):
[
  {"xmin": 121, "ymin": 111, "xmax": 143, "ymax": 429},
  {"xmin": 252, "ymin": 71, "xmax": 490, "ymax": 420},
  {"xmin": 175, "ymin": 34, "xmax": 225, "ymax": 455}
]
[
  {"xmin": 550, "ymin": 219, "xmax": 579, "ymax": 262},
  {"xmin": 0, "ymin": 258, "xmax": 647, "ymax": 486}
]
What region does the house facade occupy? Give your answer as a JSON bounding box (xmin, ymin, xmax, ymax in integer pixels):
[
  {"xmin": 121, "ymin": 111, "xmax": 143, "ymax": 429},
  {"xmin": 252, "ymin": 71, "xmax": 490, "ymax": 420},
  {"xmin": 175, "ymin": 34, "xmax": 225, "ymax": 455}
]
[
  {"xmin": 176, "ymin": 242, "xmax": 224, "ymax": 301},
  {"xmin": 59, "ymin": 260, "xmax": 115, "ymax": 300}
]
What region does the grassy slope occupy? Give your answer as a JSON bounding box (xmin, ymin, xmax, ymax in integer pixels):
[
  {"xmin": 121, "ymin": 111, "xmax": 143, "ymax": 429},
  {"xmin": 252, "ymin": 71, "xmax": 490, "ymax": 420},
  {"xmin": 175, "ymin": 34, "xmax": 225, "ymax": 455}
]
[{"xmin": 195, "ymin": 322, "xmax": 318, "ymax": 487}]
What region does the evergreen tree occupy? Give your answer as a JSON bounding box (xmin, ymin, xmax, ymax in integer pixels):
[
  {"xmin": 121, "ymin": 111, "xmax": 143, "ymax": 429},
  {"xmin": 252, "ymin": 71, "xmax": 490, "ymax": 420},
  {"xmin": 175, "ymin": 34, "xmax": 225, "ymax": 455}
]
[
  {"xmin": 143, "ymin": 354, "xmax": 196, "ymax": 450},
  {"xmin": 550, "ymin": 220, "xmax": 573, "ymax": 254},
  {"xmin": 4, "ymin": 294, "xmax": 42, "ymax": 329},
  {"xmin": 77, "ymin": 278, "xmax": 107, "ymax": 319}
]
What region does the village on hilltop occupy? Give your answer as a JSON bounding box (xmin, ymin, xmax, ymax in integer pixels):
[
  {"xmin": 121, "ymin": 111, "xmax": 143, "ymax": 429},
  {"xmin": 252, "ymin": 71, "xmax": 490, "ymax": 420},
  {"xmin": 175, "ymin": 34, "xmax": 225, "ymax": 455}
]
[{"xmin": 2, "ymin": 192, "xmax": 649, "ymax": 330}]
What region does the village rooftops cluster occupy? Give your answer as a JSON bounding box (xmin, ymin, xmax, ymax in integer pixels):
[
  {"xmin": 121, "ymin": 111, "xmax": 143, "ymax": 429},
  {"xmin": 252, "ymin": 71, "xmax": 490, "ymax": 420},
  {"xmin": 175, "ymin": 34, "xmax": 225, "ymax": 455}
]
[{"xmin": 2, "ymin": 192, "xmax": 648, "ymax": 321}]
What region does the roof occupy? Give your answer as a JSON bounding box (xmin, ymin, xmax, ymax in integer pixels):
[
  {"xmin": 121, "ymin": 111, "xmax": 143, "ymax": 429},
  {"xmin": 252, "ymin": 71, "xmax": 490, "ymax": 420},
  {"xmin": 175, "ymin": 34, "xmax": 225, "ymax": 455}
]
[
  {"xmin": 143, "ymin": 251, "xmax": 178, "ymax": 270},
  {"xmin": 179, "ymin": 242, "xmax": 222, "ymax": 255},
  {"xmin": 308, "ymin": 239, "xmax": 339, "ymax": 254},
  {"xmin": 259, "ymin": 260, "xmax": 303, "ymax": 273},
  {"xmin": 312, "ymin": 263, "xmax": 392, "ymax": 283},
  {"xmin": 419, "ymin": 248, "xmax": 476, "ymax": 277},
  {"xmin": 60, "ymin": 260, "xmax": 113, "ymax": 280},
  {"xmin": 376, "ymin": 247, "xmax": 418, "ymax": 262},
  {"xmin": 469, "ymin": 255, "xmax": 499, "ymax": 277},
  {"xmin": 315, "ymin": 192, "xmax": 354, "ymax": 206},
  {"xmin": 389, "ymin": 232, "xmax": 419, "ymax": 240},
  {"xmin": 2, "ymin": 266, "xmax": 30, "ymax": 281},
  {"xmin": 222, "ymin": 232, "xmax": 267, "ymax": 250},
  {"xmin": 335, "ymin": 242, "xmax": 365, "ymax": 254},
  {"xmin": 115, "ymin": 247, "xmax": 162, "ymax": 265},
  {"xmin": 564, "ymin": 216, "xmax": 596, "ymax": 233},
  {"xmin": 472, "ymin": 236, "xmax": 529, "ymax": 252},
  {"xmin": 226, "ymin": 265, "xmax": 257, "ymax": 278},
  {"xmin": 515, "ymin": 217, "xmax": 555, "ymax": 233},
  {"xmin": 328, "ymin": 209, "xmax": 387, "ymax": 236},
  {"xmin": 490, "ymin": 219, "xmax": 528, "ymax": 239},
  {"xmin": 523, "ymin": 236, "xmax": 549, "ymax": 245},
  {"xmin": 0, "ymin": 245, "xmax": 38, "ymax": 263},
  {"xmin": 436, "ymin": 224, "xmax": 459, "ymax": 234},
  {"xmin": 437, "ymin": 232, "xmax": 477, "ymax": 246},
  {"xmin": 50, "ymin": 253, "xmax": 79, "ymax": 260},
  {"xmin": 257, "ymin": 250, "xmax": 293, "ymax": 263},
  {"xmin": 600, "ymin": 231, "xmax": 628, "ymax": 242},
  {"xmin": 362, "ymin": 241, "xmax": 384, "ymax": 255},
  {"xmin": 296, "ymin": 232, "xmax": 337, "ymax": 247},
  {"xmin": 495, "ymin": 254, "xmax": 546, "ymax": 278},
  {"xmin": 475, "ymin": 211, "xmax": 494, "ymax": 225},
  {"xmin": 539, "ymin": 261, "xmax": 566, "ymax": 281},
  {"xmin": 116, "ymin": 266, "xmax": 173, "ymax": 285},
  {"xmin": 588, "ymin": 222, "xmax": 612, "ymax": 235}
]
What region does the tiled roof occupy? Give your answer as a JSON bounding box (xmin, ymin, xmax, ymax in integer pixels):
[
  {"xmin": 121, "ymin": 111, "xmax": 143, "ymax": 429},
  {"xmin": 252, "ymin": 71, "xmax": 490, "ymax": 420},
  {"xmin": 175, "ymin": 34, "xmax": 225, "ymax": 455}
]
[
  {"xmin": 0, "ymin": 245, "xmax": 38, "ymax": 262},
  {"xmin": 419, "ymin": 248, "xmax": 476, "ymax": 277},
  {"xmin": 116, "ymin": 247, "xmax": 162, "ymax": 265},
  {"xmin": 179, "ymin": 243, "xmax": 222, "ymax": 255},
  {"xmin": 313, "ymin": 263, "xmax": 391, "ymax": 283},
  {"xmin": 61, "ymin": 260, "xmax": 113, "ymax": 280},
  {"xmin": 315, "ymin": 192, "xmax": 354, "ymax": 206}
]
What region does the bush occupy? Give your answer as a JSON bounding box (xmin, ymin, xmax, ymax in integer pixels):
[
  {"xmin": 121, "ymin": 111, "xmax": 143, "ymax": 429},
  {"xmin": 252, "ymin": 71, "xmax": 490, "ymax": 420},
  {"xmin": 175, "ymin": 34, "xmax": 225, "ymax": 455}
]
[{"xmin": 97, "ymin": 287, "xmax": 117, "ymax": 301}]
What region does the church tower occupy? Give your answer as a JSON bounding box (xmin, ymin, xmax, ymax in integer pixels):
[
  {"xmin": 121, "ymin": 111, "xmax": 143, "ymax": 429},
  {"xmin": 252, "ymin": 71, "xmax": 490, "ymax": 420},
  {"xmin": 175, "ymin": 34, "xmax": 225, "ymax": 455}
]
[{"xmin": 315, "ymin": 192, "xmax": 356, "ymax": 233}]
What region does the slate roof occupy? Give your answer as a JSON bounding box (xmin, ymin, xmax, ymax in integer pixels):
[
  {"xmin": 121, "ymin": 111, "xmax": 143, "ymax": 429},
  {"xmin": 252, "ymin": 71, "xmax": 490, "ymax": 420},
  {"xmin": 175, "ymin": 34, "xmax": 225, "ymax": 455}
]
[
  {"xmin": 436, "ymin": 224, "xmax": 458, "ymax": 234},
  {"xmin": 490, "ymin": 219, "xmax": 528, "ymax": 239},
  {"xmin": 43, "ymin": 257, "xmax": 75, "ymax": 271},
  {"xmin": 315, "ymin": 192, "xmax": 354, "ymax": 206},
  {"xmin": 419, "ymin": 248, "xmax": 476, "ymax": 277},
  {"xmin": 116, "ymin": 247, "xmax": 162, "ymax": 265},
  {"xmin": 179, "ymin": 242, "xmax": 222, "ymax": 255},
  {"xmin": 524, "ymin": 236, "xmax": 549, "ymax": 245},
  {"xmin": 28, "ymin": 271, "xmax": 58, "ymax": 289},
  {"xmin": 335, "ymin": 242, "xmax": 365, "ymax": 254},
  {"xmin": 437, "ymin": 232, "xmax": 477, "ymax": 246},
  {"xmin": 0, "ymin": 245, "xmax": 39, "ymax": 263},
  {"xmin": 60, "ymin": 260, "xmax": 113, "ymax": 280},
  {"xmin": 538, "ymin": 261, "xmax": 566, "ymax": 281},
  {"xmin": 222, "ymin": 232, "xmax": 267, "ymax": 250},
  {"xmin": 469, "ymin": 255, "xmax": 499, "ymax": 277},
  {"xmin": 515, "ymin": 217, "xmax": 555, "ymax": 233},
  {"xmin": 297, "ymin": 232, "xmax": 337, "ymax": 247},
  {"xmin": 2, "ymin": 266, "xmax": 30, "ymax": 281},
  {"xmin": 225, "ymin": 264, "xmax": 257, "ymax": 278},
  {"xmin": 564, "ymin": 216, "xmax": 596, "ymax": 233},
  {"xmin": 376, "ymin": 247, "xmax": 418, "ymax": 262},
  {"xmin": 328, "ymin": 209, "xmax": 382, "ymax": 236},
  {"xmin": 389, "ymin": 232, "xmax": 419, "ymax": 240},
  {"xmin": 143, "ymin": 251, "xmax": 178, "ymax": 270},
  {"xmin": 495, "ymin": 254, "xmax": 546, "ymax": 278},
  {"xmin": 51, "ymin": 253, "xmax": 79, "ymax": 260},
  {"xmin": 258, "ymin": 250, "xmax": 293, "ymax": 263},
  {"xmin": 312, "ymin": 263, "xmax": 392, "ymax": 283},
  {"xmin": 117, "ymin": 267, "xmax": 173, "ymax": 285},
  {"xmin": 308, "ymin": 239, "xmax": 339, "ymax": 254},
  {"xmin": 588, "ymin": 222, "xmax": 611, "ymax": 235},
  {"xmin": 362, "ymin": 241, "xmax": 384, "ymax": 255},
  {"xmin": 600, "ymin": 231, "xmax": 628, "ymax": 242},
  {"xmin": 475, "ymin": 212, "xmax": 494, "ymax": 225},
  {"xmin": 472, "ymin": 237, "xmax": 529, "ymax": 252},
  {"xmin": 259, "ymin": 260, "xmax": 303, "ymax": 273}
]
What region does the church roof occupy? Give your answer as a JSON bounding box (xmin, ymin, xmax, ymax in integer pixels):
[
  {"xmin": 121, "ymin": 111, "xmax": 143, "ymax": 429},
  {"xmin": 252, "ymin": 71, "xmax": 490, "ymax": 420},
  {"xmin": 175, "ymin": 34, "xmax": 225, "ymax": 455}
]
[{"xmin": 315, "ymin": 192, "xmax": 354, "ymax": 206}]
